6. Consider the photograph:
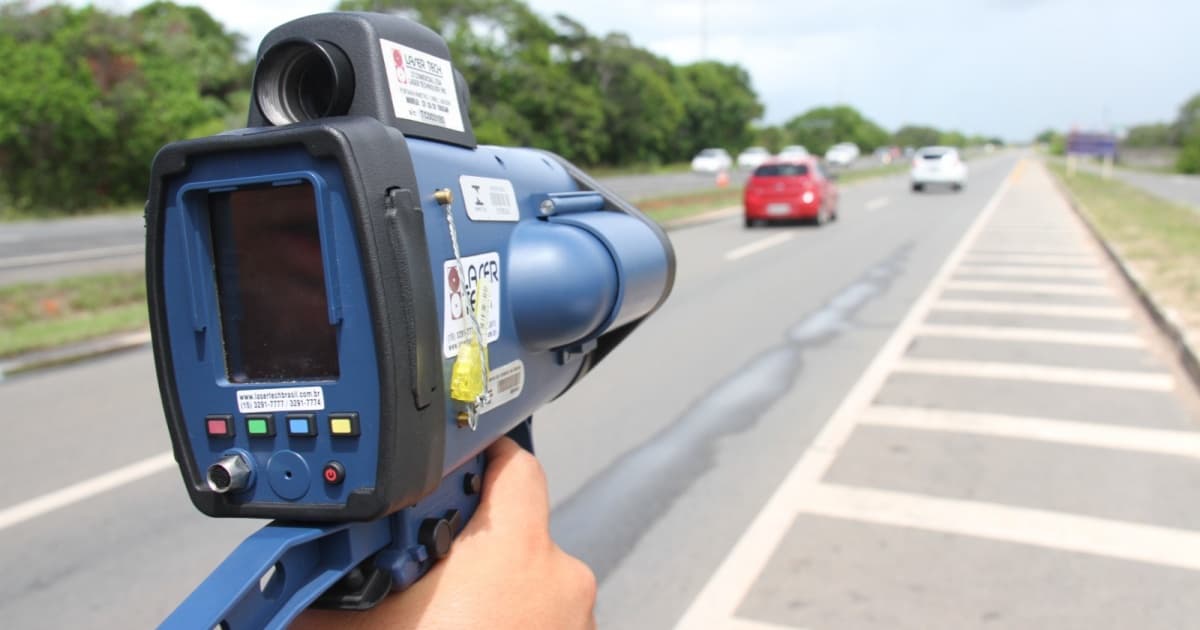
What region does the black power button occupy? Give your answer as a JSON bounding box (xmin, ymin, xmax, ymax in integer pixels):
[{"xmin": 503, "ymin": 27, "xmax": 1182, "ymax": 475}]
[{"xmin": 322, "ymin": 461, "xmax": 345, "ymax": 485}]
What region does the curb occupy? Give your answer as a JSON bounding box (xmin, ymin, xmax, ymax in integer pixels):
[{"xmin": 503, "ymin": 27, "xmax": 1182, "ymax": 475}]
[
  {"xmin": 0, "ymin": 329, "xmax": 151, "ymax": 380},
  {"xmin": 1047, "ymin": 165, "xmax": 1200, "ymax": 391}
]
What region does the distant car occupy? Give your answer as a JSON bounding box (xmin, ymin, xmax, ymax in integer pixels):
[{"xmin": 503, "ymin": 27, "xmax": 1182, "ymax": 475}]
[
  {"xmin": 691, "ymin": 148, "xmax": 732, "ymax": 173},
  {"xmin": 743, "ymin": 158, "xmax": 840, "ymax": 227},
  {"xmin": 824, "ymin": 142, "xmax": 860, "ymax": 167},
  {"xmin": 737, "ymin": 146, "xmax": 772, "ymax": 169},
  {"xmin": 777, "ymin": 145, "xmax": 810, "ymax": 160},
  {"xmin": 910, "ymin": 146, "xmax": 967, "ymax": 192}
]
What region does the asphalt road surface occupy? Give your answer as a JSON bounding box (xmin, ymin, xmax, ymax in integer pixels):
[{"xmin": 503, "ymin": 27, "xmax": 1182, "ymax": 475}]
[
  {"xmin": 1075, "ymin": 159, "xmax": 1200, "ymax": 211},
  {"xmin": 0, "ymin": 170, "xmax": 745, "ymax": 287},
  {"xmin": 1111, "ymin": 168, "xmax": 1200, "ymax": 211},
  {"xmin": 0, "ymin": 158, "xmax": 885, "ymax": 287},
  {"xmin": 3, "ymin": 153, "xmax": 1200, "ymax": 629}
]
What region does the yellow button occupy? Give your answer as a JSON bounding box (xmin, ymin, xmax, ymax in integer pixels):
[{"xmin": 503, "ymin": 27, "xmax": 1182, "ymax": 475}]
[{"xmin": 331, "ymin": 418, "xmax": 353, "ymax": 435}]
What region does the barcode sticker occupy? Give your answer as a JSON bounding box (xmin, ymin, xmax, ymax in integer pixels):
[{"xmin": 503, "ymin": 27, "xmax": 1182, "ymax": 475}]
[
  {"xmin": 459, "ymin": 175, "xmax": 520, "ymax": 222},
  {"xmin": 478, "ymin": 359, "xmax": 524, "ymax": 415}
]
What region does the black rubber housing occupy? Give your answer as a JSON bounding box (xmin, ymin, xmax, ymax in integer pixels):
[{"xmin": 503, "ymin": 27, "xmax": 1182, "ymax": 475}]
[{"xmin": 146, "ymin": 117, "xmax": 446, "ymax": 521}]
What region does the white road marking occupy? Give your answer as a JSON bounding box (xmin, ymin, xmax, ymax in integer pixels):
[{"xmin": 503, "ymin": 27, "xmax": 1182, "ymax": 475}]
[
  {"xmin": 894, "ymin": 357, "xmax": 1174, "ymax": 391},
  {"xmin": 865, "ymin": 196, "xmax": 890, "ymax": 211},
  {"xmin": 933, "ymin": 299, "xmax": 1130, "ymax": 319},
  {"xmin": 914, "ymin": 323, "xmax": 1145, "ymax": 348},
  {"xmin": 943, "ymin": 280, "xmax": 1113, "ymax": 296},
  {"xmin": 802, "ymin": 484, "xmax": 1200, "ymax": 573},
  {"xmin": 0, "ymin": 452, "xmax": 174, "ymax": 532},
  {"xmin": 0, "ymin": 244, "xmax": 143, "ymax": 269},
  {"xmin": 963, "ymin": 253, "xmax": 1095, "ymax": 266},
  {"xmin": 860, "ymin": 406, "xmax": 1200, "ymax": 458},
  {"xmin": 674, "ymin": 162, "xmax": 1019, "ymax": 630},
  {"xmin": 724, "ymin": 233, "xmax": 795, "ymax": 261},
  {"xmin": 956, "ymin": 265, "xmax": 1104, "ymax": 279}
]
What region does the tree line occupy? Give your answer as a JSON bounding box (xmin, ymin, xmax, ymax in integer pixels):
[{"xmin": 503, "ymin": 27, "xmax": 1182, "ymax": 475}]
[
  {"xmin": 1036, "ymin": 92, "xmax": 1200, "ymax": 174},
  {"xmin": 0, "ymin": 0, "xmax": 999, "ymax": 214}
]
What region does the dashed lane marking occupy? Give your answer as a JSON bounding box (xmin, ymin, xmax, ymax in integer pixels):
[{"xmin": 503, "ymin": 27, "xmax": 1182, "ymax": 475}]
[
  {"xmin": 0, "ymin": 452, "xmax": 174, "ymax": 532},
  {"xmin": 724, "ymin": 233, "xmax": 795, "ymax": 261}
]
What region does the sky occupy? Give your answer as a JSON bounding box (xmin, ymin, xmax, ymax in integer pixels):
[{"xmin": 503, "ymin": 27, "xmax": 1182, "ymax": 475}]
[{"xmin": 66, "ymin": 0, "xmax": 1200, "ymax": 141}]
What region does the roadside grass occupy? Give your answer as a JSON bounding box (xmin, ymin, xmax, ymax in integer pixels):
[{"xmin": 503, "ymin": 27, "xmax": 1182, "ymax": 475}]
[
  {"xmin": 0, "ymin": 202, "xmax": 143, "ymax": 222},
  {"xmin": 1047, "ymin": 162, "xmax": 1200, "ymax": 336},
  {"xmin": 639, "ymin": 187, "xmax": 745, "ymax": 223},
  {"xmin": 836, "ymin": 162, "xmax": 908, "ymax": 184},
  {"xmin": 585, "ymin": 162, "xmax": 693, "ymax": 178},
  {"xmin": 0, "ymin": 271, "xmax": 148, "ymax": 357}
]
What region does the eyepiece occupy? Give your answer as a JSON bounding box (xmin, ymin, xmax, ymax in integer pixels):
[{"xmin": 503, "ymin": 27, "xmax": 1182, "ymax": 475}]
[
  {"xmin": 254, "ymin": 39, "xmax": 355, "ymax": 126},
  {"xmin": 207, "ymin": 454, "xmax": 252, "ymax": 494}
]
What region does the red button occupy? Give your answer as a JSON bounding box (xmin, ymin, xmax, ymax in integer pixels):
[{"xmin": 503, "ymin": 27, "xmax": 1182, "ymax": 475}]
[
  {"xmin": 205, "ymin": 415, "xmax": 233, "ymax": 437},
  {"xmin": 322, "ymin": 461, "xmax": 345, "ymax": 485}
]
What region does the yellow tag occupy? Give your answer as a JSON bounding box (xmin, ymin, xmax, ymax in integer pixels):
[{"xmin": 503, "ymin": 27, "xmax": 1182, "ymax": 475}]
[
  {"xmin": 450, "ymin": 332, "xmax": 486, "ymax": 402},
  {"xmin": 449, "ymin": 276, "xmax": 491, "ymax": 403}
]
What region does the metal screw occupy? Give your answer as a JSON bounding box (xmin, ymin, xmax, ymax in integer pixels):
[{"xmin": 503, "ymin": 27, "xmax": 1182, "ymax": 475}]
[
  {"xmin": 434, "ymin": 188, "xmax": 453, "ymax": 206},
  {"xmin": 539, "ymin": 199, "xmax": 555, "ymax": 216}
]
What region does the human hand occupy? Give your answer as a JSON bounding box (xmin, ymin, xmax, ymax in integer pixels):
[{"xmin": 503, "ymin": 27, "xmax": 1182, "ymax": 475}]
[{"xmin": 293, "ymin": 437, "xmax": 597, "ymax": 630}]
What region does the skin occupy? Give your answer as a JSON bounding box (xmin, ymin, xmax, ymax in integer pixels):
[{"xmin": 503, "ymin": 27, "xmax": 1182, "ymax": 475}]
[{"xmin": 294, "ymin": 437, "xmax": 598, "ymax": 630}]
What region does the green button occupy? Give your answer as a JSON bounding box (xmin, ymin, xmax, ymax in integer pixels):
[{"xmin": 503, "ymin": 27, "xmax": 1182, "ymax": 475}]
[{"xmin": 247, "ymin": 418, "xmax": 269, "ymax": 435}]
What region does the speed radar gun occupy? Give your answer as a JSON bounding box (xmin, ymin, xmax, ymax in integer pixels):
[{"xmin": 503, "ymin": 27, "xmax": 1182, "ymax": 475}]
[{"xmin": 147, "ymin": 11, "xmax": 674, "ymax": 629}]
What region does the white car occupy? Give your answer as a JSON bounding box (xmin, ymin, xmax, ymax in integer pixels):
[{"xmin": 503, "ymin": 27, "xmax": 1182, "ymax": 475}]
[
  {"xmin": 824, "ymin": 142, "xmax": 860, "ymax": 167},
  {"xmin": 736, "ymin": 146, "xmax": 771, "ymax": 169},
  {"xmin": 910, "ymin": 146, "xmax": 967, "ymax": 192},
  {"xmin": 777, "ymin": 145, "xmax": 809, "ymax": 160},
  {"xmin": 691, "ymin": 148, "xmax": 733, "ymax": 173}
]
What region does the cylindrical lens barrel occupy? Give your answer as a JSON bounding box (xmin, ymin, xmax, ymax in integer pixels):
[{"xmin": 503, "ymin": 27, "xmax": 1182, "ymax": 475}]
[{"xmin": 254, "ymin": 39, "xmax": 355, "ymax": 126}]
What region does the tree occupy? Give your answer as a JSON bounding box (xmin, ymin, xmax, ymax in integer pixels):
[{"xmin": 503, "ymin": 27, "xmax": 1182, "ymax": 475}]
[
  {"xmin": 673, "ymin": 61, "xmax": 762, "ymax": 157},
  {"xmin": 892, "ymin": 125, "xmax": 942, "ymax": 148},
  {"xmin": 1174, "ymin": 93, "xmax": 1200, "ymax": 174},
  {"xmin": 1122, "ymin": 123, "xmax": 1172, "ymax": 148},
  {"xmin": 783, "ymin": 105, "xmax": 888, "ymax": 154},
  {"xmin": 1034, "ymin": 128, "xmax": 1058, "ymax": 144},
  {"xmin": 0, "ymin": 2, "xmax": 244, "ymax": 211}
]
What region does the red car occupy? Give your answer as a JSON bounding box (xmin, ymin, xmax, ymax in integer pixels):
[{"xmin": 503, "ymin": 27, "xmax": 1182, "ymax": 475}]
[{"xmin": 743, "ymin": 158, "xmax": 839, "ymax": 227}]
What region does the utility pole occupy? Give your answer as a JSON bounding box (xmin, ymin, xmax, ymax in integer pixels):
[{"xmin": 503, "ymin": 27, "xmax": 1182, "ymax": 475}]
[{"xmin": 700, "ymin": 0, "xmax": 708, "ymax": 59}]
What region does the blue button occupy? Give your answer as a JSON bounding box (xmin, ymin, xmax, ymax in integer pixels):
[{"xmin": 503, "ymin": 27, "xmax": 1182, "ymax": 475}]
[{"xmin": 286, "ymin": 414, "xmax": 316, "ymax": 436}]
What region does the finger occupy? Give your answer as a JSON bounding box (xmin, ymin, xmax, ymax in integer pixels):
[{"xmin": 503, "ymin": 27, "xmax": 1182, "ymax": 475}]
[{"xmin": 464, "ymin": 436, "xmax": 550, "ymax": 534}]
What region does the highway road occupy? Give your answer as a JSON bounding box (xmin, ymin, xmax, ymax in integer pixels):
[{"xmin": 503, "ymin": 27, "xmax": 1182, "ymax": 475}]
[
  {"xmin": 0, "ymin": 169, "xmax": 746, "ymax": 287},
  {"xmin": 1074, "ymin": 159, "xmax": 1200, "ymax": 211},
  {"xmin": 1112, "ymin": 168, "xmax": 1200, "ymax": 211},
  {"xmin": 0, "ymin": 157, "xmax": 885, "ymax": 287},
  {"xmin": 3, "ymin": 152, "xmax": 1200, "ymax": 628}
]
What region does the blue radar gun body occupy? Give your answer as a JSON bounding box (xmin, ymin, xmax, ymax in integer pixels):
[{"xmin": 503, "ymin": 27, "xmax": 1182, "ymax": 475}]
[{"xmin": 146, "ymin": 12, "xmax": 674, "ymax": 629}]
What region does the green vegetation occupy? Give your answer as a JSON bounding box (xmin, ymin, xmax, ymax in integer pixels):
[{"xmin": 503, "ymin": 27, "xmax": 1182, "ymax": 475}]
[
  {"xmin": 837, "ymin": 162, "xmax": 908, "ymax": 184},
  {"xmin": 1047, "ymin": 162, "xmax": 1200, "ymax": 334},
  {"xmin": 0, "ymin": 2, "xmax": 248, "ymax": 214},
  {"xmin": 336, "ymin": 0, "xmax": 762, "ymax": 166},
  {"xmin": 754, "ymin": 111, "xmax": 1000, "ymax": 157},
  {"xmin": 0, "ymin": 271, "xmax": 148, "ymax": 357},
  {"xmin": 639, "ymin": 188, "xmax": 745, "ymax": 223},
  {"xmin": 1045, "ymin": 91, "xmax": 1200, "ymax": 174},
  {"xmin": 0, "ymin": 0, "xmax": 1004, "ymax": 220}
]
